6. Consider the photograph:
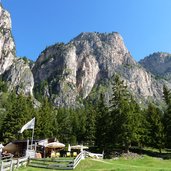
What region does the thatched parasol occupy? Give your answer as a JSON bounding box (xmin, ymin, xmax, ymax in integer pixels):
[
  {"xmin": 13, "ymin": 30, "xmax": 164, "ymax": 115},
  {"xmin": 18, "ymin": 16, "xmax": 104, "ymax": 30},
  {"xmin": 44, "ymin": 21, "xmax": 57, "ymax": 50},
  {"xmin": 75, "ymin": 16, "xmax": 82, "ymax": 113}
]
[
  {"xmin": 71, "ymin": 145, "xmax": 88, "ymax": 151},
  {"xmin": 45, "ymin": 141, "xmax": 65, "ymax": 149}
]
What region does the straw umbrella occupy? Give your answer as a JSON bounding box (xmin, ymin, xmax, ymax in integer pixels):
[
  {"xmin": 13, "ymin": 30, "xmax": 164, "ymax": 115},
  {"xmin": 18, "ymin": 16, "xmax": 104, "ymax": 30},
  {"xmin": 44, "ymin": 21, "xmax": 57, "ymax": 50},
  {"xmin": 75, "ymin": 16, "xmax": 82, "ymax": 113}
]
[
  {"xmin": 71, "ymin": 145, "xmax": 88, "ymax": 151},
  {"xmin": 45, "ymin": 142, "xmax": 65, "ymax": 149},
  {"xmin": 45, "ymin": 141, "xmax": 65, "ymax": 158}
]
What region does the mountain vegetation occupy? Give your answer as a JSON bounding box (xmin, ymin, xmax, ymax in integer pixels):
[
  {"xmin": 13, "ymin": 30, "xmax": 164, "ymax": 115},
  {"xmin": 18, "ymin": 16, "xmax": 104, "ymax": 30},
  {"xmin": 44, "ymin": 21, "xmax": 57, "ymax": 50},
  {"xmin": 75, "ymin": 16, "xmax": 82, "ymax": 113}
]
[
  {"xmin": 1, "ymin": 75, "xmax": 171, "ymax": 155},
  {"xmin": 1, "ymin": 4, "xmax": 171, "ymax": 156}
]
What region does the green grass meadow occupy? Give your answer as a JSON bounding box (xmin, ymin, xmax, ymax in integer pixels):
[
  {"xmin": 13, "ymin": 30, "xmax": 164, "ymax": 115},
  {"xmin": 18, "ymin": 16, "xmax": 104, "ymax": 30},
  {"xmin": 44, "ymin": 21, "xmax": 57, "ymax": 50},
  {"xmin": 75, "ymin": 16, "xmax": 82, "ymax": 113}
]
[{"xmin": 18, "ymin": 156, "xmax": 171, "ymax": 171}]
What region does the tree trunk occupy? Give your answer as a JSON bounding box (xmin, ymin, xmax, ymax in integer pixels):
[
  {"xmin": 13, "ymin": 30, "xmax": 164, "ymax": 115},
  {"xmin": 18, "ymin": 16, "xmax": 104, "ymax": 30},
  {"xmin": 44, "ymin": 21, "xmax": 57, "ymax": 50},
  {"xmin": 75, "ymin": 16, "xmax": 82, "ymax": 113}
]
[
  {"xmin": 125, "ymin": 143, "xmax": 131, "ymax": 153},
  {"xmin": 159, "ymin": 148, "xmax": 162, "ymax": 154}
]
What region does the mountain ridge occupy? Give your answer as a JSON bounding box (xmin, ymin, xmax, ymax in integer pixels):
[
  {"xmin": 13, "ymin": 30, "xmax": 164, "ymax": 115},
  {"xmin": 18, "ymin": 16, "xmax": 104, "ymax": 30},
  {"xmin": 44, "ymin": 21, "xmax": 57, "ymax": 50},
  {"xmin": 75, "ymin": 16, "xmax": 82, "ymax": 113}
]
[
  {"xmin": 0, "ymin": 5, "xmax": 171, "ymax": 107},
  {"xmin": 32, "ymin": 32, "xmax": 169, "ymax": 106},
  {"xmin": 139, "ymin": 52, "xmax": 171, "ymax": 82}
]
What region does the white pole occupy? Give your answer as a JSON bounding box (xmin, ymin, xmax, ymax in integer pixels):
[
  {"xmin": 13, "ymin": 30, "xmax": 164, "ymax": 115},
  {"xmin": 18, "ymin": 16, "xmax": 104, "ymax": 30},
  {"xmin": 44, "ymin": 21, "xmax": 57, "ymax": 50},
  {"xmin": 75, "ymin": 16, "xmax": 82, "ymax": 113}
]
[
  {"xmin": 1, "ymin": 161, "xmax": 3, "ymax": 171},
  {"xmin": 31, "ymin": 127, "xmax": 35, "ymax": 150},
  {"xmin": 10, "ymin": 159, "xmax": 13, "ymax": 171},
  {"xmin": 27, "ymin": 139, "xmax": 29, "ymax": 150}
]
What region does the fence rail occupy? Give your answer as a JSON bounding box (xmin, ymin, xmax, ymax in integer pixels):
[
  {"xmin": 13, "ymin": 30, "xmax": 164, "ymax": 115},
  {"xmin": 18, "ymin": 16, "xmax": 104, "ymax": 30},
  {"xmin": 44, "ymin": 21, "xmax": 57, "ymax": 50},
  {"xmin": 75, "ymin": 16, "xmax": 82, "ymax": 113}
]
[
  {"xmin": 0, "ymin": 150, "xmax": 103, "ymax": 170},
  {"xmin": 0, "ymin": 157, "xmax": 28, "ymax": 171},
  {"xmin": 28, "ymin": 151, "xmax": 85, "ymax": 170},
  {"xmin": 73, "ymin": 151, "xmax": 84, "ymax": 169},
  {"xmin": 84, "ymin": 151, "xmax": 104, "ymax": 159}
]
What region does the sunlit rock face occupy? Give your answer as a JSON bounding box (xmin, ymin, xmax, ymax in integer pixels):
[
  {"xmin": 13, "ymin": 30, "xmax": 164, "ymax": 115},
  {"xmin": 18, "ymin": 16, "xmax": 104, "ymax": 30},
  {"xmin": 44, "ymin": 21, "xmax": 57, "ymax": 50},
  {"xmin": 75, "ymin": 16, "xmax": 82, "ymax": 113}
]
[
  {"xmin": 139, "ymin": 52, "xmax": 171, "ymax": 83},
  {"xmin": 33, "ymin": 32, "xmax": 167, "ymax": 106},
  {"xmin": 3, "ymin": 58, "xmax": 34, "ymax": 96},
  {"xmin": 1, "ymin": 5, "xmax": 168, "ymax": 106},
  {"xmin": 0, "ymin": 5, "xmax": 15, "ymax": 75},
  {"xmin": 0, "ymin": 5, "xmax": 34, "ymax": 96}
]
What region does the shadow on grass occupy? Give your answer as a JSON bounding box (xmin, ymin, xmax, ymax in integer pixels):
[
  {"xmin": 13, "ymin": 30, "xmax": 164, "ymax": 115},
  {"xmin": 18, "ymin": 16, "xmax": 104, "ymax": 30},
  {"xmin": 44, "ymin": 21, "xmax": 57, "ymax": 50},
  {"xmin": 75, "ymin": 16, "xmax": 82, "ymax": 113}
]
[
  {"xmin": 86, "ymin": 146, "xmax": 171, "ymax": 160},
  {"xmin": 130, "ymin": 147, "xmax": 171, "ymax": 160}
]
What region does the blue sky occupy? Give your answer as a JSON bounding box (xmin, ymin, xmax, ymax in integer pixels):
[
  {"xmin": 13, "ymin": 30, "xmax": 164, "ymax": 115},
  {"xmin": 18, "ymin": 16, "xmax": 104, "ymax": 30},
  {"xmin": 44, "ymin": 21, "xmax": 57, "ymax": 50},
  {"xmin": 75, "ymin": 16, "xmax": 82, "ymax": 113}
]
[{"xmin": 2, "ymin": 0, "xmax": 171, "ymax": 61}]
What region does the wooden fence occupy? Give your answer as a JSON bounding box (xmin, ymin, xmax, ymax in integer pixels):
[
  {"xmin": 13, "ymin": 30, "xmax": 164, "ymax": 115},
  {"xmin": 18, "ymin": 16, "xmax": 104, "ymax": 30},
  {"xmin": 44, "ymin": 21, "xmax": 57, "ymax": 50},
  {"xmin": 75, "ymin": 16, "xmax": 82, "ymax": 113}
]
[
  {"xmin": 0, "ymin": 151, "xmax": 103, "ymax": 170},
  {"xmin": 73, "ymin": 151, "xmax": 84, "ymax": 169},
  {"xmin": 0, "ymin": 156, "xmax": 28, "ymax": 171},
  {"xmin": 28, "ymin": 151, "xmax": 85, "ymax": 170},
  {"xmin": 28, "ymin": 151, "xmax": 103, "ymax": 170},
  {"xmin": 84, "ymin": 151, "xmax": 104, "ymax": 159}
]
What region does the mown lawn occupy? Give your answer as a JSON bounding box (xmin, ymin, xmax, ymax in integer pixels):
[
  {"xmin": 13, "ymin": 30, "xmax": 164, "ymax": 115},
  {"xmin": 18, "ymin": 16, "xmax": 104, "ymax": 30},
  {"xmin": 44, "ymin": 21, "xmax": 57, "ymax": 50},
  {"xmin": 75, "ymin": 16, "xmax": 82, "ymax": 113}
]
[{"xmin": 18, "ymin": 155, "xmax": 171, "ymax": 171}]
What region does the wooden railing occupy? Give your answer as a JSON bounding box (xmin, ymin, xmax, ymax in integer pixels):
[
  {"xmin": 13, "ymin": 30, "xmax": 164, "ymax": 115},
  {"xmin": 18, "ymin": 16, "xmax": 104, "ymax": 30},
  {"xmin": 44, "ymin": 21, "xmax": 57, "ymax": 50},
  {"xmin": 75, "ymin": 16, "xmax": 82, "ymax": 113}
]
[
  {"xmin": 0, "ymin": 157, "xmax": 28, "ymax": 171},
  {"xmin": 28, "ymin": 151, "xmax": 85, "ymax": 170},
  {"xmin": 73, "ymin": 151, "xmax": 103, "ymax": 169},
  {"xmin": 73, "ymin": 151, "xmax": 84, "ymax": 169},
  {"xmin": 84, "ymin": 151, "xmax": 104, "ymax": 159},
  {"xmin": 28, "ymin": 157, "xmax": 74, "ymax": 170},
  {"xmin": 0, "ymin": 151, "xmax": 103, "ymax": 170}
]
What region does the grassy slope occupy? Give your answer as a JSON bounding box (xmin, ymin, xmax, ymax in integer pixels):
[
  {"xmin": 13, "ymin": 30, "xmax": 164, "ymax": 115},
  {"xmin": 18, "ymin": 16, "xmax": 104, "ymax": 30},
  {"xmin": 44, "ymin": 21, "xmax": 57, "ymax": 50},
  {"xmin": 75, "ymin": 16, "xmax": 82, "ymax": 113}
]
[{"xmin": 18, "ymin": 156, "xmax": 171, "ymax": 171}]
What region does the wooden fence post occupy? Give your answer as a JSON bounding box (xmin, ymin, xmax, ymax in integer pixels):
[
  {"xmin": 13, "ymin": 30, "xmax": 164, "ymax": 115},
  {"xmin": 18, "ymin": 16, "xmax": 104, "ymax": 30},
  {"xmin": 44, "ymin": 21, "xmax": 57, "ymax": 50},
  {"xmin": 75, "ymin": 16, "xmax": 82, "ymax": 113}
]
[
  {"xmin": 1, "ymin": 161, "xmax": 3, "ymax": 171},
  {"xmin": 17, "ymin": 159, "xmax": 19, "ymax": 168},
  {"xmin": 10, "ymin": 159, "xmax": 13, "ymax": 171},
  {"xmin": 27, "ymin": 157, "xmax": 30, "ymax": 166}
]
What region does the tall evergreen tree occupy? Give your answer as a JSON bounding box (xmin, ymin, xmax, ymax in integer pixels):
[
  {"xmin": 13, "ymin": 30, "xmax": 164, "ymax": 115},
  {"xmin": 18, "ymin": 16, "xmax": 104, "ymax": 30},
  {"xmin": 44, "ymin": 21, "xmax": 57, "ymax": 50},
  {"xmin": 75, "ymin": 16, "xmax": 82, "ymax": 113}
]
[
  {"xmin": 109, "ymin": 75, "xmax": 142, "ymax": 152},
  {"xmin": 95, "ymin": 94, "xmax": 109, "ymax": 149},
  {"xmin": 74, "ymin": 108, "xmax": 86, "ymax": 143},
  {"xmin": 163, "ymin": 85, "xmax": 171, "ymax": 148},
  {"xmin": 145, "ymin": 103, "xmax": 165, "ymax": 153},
  {"xmin": 2, "ymin": 93, "xmax": 34, "ymax": 143},
  {"xmin": 35, "ymin": 98, "xmax": 55, "ymax": 139},
  {"xmin": 69, "ymin": 108, "xmax": 81, "ymax": 144},
  {"xmin": 55, "ymin": 107, "xmax": 72, "ymax": 143},
  {"xmin": 163, "ymin": 84, "xmax": 171, "ymax": 105},
  {"xmin": 84, "ymin": 102, "xmax": 96, "ymax": 145}
]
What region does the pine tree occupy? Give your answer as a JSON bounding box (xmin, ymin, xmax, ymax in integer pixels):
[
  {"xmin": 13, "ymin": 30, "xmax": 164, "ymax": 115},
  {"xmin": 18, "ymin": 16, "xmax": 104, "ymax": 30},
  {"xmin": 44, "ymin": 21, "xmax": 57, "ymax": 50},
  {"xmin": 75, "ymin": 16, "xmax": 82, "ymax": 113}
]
[
  {"xmin": 109, "ymin": 75, "xmax": 142, "ymax": 152},
  {"xmin": 69, "ymin": 108, "xmax": 80, "ymax": 144},
  {"xmin": 136, "ymin": 108, "xmax": 149, "ymax": 148},
  {"xmin": 145, "ymin": 103, "xmax": 165, "ymax": 153},
  {"xmin": 163, "ymin": 85, "xmax": 171, "ymax": 148},
  {"xmin": 84, "ymin": 102, "xmax": 96, "ymax": 145},
  {"xmin": 35, "ymin": 98, "xmax": 55, "ymax": 139},
  {"xmin": 2, "ymin": 93, "xmax": 34, "ymax": 143},
  {"xmin": 55, "ymin": 107, "xmax": 72, "ymax": 143},
  {"xmin": 95, "ymin": 94, "xmax": 109, "ymax": 149},
  {"xmin": 75, "ymin": 108, "xmax": 86, "ymax": 143},
  {"xmin": 163, "ymin": 84, "xmax": 171, "ymax": 105}
]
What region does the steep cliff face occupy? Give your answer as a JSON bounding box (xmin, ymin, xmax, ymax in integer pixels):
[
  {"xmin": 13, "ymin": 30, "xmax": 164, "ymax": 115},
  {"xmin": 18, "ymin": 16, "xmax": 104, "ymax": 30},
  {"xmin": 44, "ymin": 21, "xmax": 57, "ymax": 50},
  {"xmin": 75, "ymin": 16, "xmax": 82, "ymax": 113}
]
[
  {"xmin": 1, "ymin": 4, "xmax": 168, "ymax": 107},
  {"xmin": 116, "ymin": 64, "xmax": 166, "ymax": 100},
  {"xmin": 139, "ymin": 52, "xmax": 171, "ymax": 82},
  {"xmin": 0, "ymin": 5, "xmax": 34, "ymax": 96},
  {"xmin": 33, "ymin": 43, "xmax": 78, "ymax": 106},
  {"xmin": 0, "ymin": 4, "xmax": 15, "ymax": 75},
  {"xmin": 33, "ymin": 32, "xmax": 165, "ymax": 106},
  {"xmin": 3, "ymin": 58, "xmax": 34, "ymax": 96},
  {"xmin": 72, "ymin": 32, "xmax": 136, "ymax": 98}
]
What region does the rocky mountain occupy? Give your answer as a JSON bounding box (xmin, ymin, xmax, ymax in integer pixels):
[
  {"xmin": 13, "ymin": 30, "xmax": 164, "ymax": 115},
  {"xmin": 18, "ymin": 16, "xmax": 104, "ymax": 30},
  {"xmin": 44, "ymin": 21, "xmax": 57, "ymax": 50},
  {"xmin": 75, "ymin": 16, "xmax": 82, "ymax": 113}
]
[
  {"xmin": 0, "ymin": 4, "xmax": 170, "ymax": 106},
  {"xmin": 3, "ymin": 58, "xmax": 34, "ymax": 96},
  {"xmin": 0, "ymin": 4, "xmax": 34, "ymax": 96},
  {"xmin": 0, "ymin": 4, "xmax": 15, "ymax": 75},
  {"xmin": 139, "ymin": 52, "xmax": 171, "ymax": 82},
  {"xmin": 32, "ymin": 32, "xmax": 167, "ymax": 106}
]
